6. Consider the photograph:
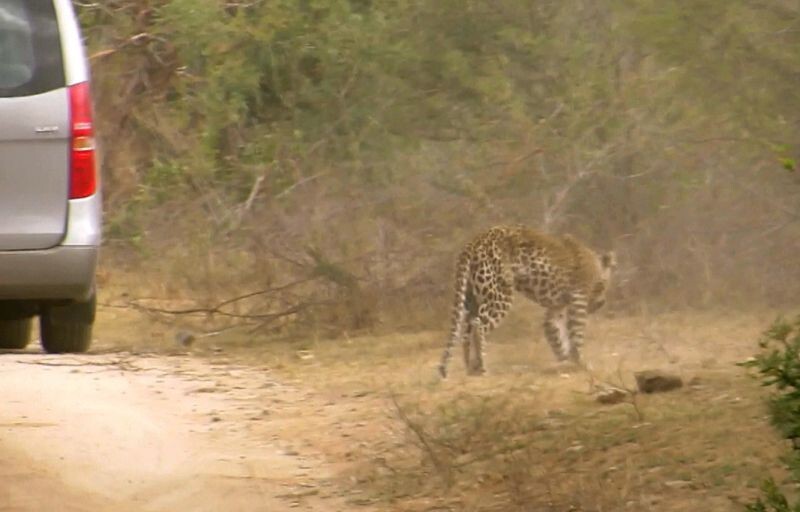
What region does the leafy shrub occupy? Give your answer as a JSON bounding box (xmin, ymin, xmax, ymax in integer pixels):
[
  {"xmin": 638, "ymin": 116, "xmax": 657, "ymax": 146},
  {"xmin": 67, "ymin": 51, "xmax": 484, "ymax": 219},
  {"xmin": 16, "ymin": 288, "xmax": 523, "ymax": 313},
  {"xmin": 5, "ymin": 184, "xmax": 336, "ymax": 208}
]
[{"xmin": 742, "ymin": 315, "xmax": 800, "ymax": 511}]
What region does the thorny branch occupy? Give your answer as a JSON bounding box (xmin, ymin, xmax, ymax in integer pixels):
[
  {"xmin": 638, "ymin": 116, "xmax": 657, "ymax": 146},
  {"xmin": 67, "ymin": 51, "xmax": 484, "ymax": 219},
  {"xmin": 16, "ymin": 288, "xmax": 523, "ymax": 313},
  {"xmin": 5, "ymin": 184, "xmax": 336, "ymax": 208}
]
[
  {"xmin": 100, "ymin": 278, "xmax": 323, "ymax": 332},
  {"xmin": 585, "ymin": 359, "xmax": 645, "ymax": 421},
  {"xmin": 390, "ymin": 393, "xmax": 451, "ymax": 484}
]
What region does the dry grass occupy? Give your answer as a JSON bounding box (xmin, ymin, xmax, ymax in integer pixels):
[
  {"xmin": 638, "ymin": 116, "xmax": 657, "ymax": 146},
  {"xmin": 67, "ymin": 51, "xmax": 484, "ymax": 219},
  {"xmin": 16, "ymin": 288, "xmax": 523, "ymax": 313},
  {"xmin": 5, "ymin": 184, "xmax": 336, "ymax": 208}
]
[
  {"xmin": 92, "ymin": 295, "xmax": 791, "ymax": 511},
  {"xmin": 363, "ymin": 372, "xmax": 783, "ymax": 511}
]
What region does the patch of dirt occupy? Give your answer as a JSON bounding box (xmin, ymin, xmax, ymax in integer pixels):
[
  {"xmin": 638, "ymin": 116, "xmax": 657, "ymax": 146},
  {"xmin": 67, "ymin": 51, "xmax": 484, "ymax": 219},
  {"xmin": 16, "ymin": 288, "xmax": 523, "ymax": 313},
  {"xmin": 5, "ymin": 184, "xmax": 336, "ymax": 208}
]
[{"xmin": 0, "ymin": 351, "xmax": 376, "ymax": 511}]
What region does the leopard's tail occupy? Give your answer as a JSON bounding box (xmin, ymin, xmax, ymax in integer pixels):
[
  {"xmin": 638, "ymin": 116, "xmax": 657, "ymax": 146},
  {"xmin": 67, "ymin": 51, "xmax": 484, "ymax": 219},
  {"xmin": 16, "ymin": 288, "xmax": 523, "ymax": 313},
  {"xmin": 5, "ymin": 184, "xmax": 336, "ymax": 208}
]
[{"xmin": 438, "ymin": 250, "xmax": 472, "ymax": 378}]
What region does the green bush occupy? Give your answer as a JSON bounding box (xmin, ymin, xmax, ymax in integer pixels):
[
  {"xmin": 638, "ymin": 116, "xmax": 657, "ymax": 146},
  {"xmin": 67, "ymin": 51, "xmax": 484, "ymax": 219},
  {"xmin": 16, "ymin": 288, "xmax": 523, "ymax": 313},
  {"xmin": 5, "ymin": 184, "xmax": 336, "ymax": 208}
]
[{"xmin": 742, "ymin": 315, "xmax": 800, "ymax": 511}]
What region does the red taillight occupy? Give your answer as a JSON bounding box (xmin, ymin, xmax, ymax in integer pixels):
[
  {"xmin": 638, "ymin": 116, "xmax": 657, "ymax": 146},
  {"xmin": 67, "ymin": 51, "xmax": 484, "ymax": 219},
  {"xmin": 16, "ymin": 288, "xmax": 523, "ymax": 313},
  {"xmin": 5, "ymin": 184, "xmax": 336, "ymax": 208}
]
[{"xmin": 68, "ymin": 82, "xmax": 97, "ymax": 199}]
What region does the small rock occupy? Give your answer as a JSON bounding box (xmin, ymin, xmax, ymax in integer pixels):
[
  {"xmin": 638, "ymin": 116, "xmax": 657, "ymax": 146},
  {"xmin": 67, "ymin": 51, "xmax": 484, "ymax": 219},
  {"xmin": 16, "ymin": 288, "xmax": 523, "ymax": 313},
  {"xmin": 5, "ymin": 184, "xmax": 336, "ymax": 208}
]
[
  {"xmin": 700, "ymin": 358, "xmax": 716, "ymax": 368},
  {"xmin": 250, "ymin": 409, "xmax": 272, "ymax": 421},
  {"xmin": 596, "ymin": 386, "xmax": 628, "ymax": 404},
  {"xmin": 664, "ymin": 480, "xmax": 692, "ymax": 489},
  {"xmin": 175, "ymin": 330, "xmax": 196, "ymax": 347},
  {"xmin": 635, "ymin": 370, "xmax": 683, "ymax": 394},
  {"xmin": 296, "ymin": 350, "xmax": 314, "ymax": 360},
  {"xmin": 534, "ymin": 418, "xmax": 563, "ymax": 430}
]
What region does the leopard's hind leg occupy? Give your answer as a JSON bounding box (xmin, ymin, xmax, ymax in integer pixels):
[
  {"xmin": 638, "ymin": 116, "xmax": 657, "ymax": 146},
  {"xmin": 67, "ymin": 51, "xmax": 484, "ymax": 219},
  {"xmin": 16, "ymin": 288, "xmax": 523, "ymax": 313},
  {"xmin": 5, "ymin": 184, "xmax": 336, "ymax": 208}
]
[
  {"xmin": 566, "ymin": 291, "xmax": 588, "ymax": 364},
  {"xmin": 439, "ymin": 251, "xmax": 472, "ymax": 378},
  {"xmin": 462, "ymin": 321, "xmax": 474, "ymax": 372},
  {"xmin": 543, "ymin": 307, "xmax": 570, "ymax": 361},
  {"xmin": 467, "ymin": 282, "xmax": 513, "ymax": 376}
]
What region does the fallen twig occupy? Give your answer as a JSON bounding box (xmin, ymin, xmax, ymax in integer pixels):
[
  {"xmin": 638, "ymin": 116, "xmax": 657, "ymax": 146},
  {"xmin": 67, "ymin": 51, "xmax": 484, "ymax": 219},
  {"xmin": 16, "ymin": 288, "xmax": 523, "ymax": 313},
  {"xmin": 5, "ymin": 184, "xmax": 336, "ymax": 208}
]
[
  {"xmin": 389, "ymin": 392, "xmax": 451, "ymax": 484},
  {"xmin": 101, "ymin": 278, "xmax": 317, "ymax": 321},
  {"xmin": 15, "ymin": 357, "xmax": 143, "ymax": 372}
]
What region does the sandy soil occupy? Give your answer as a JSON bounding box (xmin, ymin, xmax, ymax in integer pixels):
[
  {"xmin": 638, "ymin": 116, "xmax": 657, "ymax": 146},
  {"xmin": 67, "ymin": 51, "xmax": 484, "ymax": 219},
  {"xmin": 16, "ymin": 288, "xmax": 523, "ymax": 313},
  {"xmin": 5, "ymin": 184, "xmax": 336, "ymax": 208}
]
[
  {"xmin": 0, "ymin": 307, "xmax": 782, "ymax": 511},
  {"xmin": 0, "ymin": 350, "xmax": 371, "ymax": 512}
]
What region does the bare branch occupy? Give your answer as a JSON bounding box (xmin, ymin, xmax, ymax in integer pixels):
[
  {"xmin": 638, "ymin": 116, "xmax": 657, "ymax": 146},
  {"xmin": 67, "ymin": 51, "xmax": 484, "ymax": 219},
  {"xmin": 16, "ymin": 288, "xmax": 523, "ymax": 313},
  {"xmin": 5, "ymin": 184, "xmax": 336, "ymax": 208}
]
[{"xmin": 389, "ymin": 393, "xmax": 451, "ymax": 484}]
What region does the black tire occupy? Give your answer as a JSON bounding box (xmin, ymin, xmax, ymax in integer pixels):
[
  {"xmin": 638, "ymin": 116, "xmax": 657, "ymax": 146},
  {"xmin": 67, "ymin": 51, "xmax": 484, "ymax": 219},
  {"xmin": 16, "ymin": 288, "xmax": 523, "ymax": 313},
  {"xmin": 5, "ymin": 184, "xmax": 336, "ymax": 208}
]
[
  {"xmin": 0, "ymin": 318, "xmax": 32, "ymax": 349},
  {"xmin": 40, "ymin": 294, "xmax": 95, "ymax": 354}
]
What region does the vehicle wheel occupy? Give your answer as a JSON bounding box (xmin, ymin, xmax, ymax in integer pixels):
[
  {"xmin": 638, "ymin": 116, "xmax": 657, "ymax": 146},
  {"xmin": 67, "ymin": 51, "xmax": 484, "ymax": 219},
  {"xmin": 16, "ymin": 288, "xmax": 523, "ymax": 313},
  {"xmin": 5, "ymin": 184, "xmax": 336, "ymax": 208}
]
[
  {"xmin": 0, "ymin": 318, "xmax": 32, "ymax": 349},
  {"xmin": 40, "ymin": 293, "xmax": 95, "ymax": 354}
]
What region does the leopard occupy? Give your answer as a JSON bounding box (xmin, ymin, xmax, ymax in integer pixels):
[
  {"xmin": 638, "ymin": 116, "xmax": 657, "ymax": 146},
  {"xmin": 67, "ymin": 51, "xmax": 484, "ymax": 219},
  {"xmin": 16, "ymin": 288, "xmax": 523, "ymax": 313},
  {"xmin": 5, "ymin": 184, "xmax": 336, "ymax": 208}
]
[{"xmin": 438, "ymin": 225, "xmax": 615, "ymax": 378}]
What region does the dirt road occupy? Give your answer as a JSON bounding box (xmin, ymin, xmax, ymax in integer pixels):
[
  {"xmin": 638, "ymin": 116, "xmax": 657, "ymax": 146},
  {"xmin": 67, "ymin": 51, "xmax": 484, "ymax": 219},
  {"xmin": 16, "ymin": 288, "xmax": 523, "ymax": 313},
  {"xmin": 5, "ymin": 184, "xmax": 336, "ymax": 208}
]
[{"xmin": 0, "ymin": 351, "xmax": 367, "ymax": 512}]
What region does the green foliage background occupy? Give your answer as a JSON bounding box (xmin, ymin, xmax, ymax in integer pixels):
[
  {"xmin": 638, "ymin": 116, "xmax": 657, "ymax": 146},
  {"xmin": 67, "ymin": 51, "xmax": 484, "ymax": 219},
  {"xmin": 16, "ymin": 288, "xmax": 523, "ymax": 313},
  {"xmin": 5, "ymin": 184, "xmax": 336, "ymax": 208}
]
[{"xmin": 78, "ymin": 1, "xmax": 800, "ymax": 331}]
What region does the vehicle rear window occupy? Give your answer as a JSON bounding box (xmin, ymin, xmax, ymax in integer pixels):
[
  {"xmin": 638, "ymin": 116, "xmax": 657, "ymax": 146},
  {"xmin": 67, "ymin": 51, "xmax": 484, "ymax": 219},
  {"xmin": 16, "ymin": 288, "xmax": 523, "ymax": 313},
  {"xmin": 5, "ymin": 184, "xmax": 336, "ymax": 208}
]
[{"xmin": 0, "ymin": 0, "xmax": 65, "ymax": 97}]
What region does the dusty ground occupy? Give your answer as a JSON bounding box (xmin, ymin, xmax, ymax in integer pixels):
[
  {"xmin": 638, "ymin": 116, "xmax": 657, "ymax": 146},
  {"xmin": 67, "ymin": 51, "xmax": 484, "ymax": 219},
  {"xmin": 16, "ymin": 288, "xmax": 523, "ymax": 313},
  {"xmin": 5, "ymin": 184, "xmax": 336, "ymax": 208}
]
[
  {"xmin": 0, "ymin": 340, "xmax": 380, "ymax": 511},
  {"xmin": 0, "ymin": 302, "xmax": 792, "ymax": 511}
]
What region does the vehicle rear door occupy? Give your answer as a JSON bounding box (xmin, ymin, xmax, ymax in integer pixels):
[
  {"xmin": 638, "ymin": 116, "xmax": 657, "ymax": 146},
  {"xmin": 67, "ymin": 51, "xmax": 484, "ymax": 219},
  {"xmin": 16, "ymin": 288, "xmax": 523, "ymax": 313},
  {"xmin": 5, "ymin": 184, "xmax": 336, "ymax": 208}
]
[{"xmin": 0, "ymin": 0, "xmax": 69, "ymax": 250}]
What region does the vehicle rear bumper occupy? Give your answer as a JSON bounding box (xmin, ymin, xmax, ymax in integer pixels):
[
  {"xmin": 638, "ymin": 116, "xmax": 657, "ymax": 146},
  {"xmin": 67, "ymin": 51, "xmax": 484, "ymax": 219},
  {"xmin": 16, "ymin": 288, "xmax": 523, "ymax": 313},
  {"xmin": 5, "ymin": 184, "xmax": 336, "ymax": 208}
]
[{"xmin": 0, "ymin": 246, "xmax": 97, "ymax": 301}]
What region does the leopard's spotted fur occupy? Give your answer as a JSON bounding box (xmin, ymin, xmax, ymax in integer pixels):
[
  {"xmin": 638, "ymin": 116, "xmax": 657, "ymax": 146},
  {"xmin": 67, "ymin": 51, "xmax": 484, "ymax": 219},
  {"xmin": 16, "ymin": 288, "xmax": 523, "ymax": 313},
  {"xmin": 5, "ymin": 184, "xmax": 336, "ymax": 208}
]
[{"xmin": 438, "ymin": 225, "xmax": 615, "ymax": 378}]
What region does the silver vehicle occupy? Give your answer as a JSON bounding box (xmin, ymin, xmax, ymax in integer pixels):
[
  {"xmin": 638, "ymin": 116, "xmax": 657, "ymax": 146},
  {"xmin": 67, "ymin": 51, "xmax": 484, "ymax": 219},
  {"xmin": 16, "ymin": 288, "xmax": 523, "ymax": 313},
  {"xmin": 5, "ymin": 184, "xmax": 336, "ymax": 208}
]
[{"xmin": 0, "ymin": 0, "xmax": 100, "ymax": 352}]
